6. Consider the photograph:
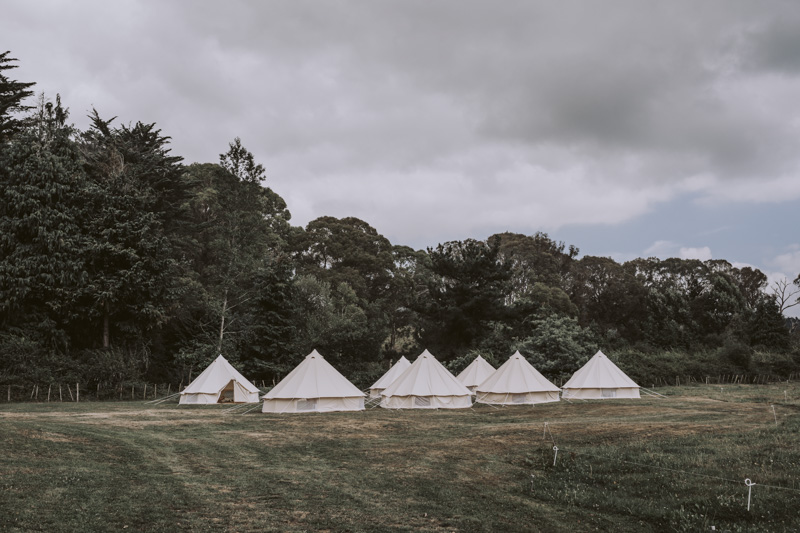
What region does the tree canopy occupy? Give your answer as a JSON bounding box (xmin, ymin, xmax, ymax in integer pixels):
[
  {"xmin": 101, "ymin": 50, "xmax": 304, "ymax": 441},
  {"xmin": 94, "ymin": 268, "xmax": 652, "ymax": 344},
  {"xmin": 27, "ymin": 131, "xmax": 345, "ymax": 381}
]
[{"xmin": 1, "ymin": 52, "xmax": 798, "ymax": 389}]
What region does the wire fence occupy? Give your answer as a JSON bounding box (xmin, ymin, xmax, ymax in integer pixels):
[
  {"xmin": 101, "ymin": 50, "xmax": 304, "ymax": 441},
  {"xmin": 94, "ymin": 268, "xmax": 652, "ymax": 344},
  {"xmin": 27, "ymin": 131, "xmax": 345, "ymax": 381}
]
[{"xmin": 1, "ymin": 378, "xmax": 276, "ymax": 403}]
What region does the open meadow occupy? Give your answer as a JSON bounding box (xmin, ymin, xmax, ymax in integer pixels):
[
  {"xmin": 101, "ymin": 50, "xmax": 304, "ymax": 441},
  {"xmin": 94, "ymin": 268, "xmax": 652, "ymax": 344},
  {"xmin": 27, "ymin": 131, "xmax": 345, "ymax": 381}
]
[{"xmin": 1, "ymin": 384, "xmax": 799, "ymax": 532}]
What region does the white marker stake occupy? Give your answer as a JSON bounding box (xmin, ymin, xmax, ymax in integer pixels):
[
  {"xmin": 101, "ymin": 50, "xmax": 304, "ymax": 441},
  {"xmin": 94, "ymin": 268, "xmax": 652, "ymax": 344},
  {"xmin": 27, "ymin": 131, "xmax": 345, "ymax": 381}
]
[
  {"xmin": 552, "ymin": 446, "xmax": 559, "ymax": 467},
  {"xmin": 745, "ymin": 478, "xmax": 755, "ymax": 511},
  {"xmin": 772, "ymin": 405, "xmax": 778, "ymax": 425}
]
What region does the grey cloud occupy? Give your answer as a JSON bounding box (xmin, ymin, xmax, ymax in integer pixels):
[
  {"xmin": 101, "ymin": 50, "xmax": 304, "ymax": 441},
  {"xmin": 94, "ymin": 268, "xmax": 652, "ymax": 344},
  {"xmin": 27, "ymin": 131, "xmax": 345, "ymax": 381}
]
[{"xmin": 4, "ymin": 0, "xmax": 800, "ymax": 251}]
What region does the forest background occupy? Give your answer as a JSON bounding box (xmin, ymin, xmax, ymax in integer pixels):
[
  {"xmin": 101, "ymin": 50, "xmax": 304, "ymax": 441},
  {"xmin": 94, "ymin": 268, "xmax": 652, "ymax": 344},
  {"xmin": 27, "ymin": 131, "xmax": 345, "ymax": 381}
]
[{"xmin": 2, "ymin": 52, "xmax": 799, "ymax": 394}]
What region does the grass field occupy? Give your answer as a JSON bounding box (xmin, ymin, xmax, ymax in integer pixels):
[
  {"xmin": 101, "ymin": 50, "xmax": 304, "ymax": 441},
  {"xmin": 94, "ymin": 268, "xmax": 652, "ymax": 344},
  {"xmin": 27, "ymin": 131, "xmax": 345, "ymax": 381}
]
[{"xmin": 1, "ymin": 384, "xmax": 799, "ymax": 532}]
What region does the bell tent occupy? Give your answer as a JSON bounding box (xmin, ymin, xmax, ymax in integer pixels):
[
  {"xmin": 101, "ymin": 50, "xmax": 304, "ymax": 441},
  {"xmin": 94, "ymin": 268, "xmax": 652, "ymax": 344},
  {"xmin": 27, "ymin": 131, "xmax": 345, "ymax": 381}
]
[
  {"xmin": 561, "ymin": 350, "xmax": 640, "ymax": 399},
  {"xmin": 380, "ymin": 349, "xmax": 472, "ymax": 409},
  {"xmin": 369, "ymin": 356, "xmax": 412, "ymax": 398},
  {"xmin": 456, "ymin": 355, "xmax": 496, "ymax": 393},
  {"xmin": 179, "ymin": 354, "xmax": 260, "ymax": 404},
  {"xmin": 475, "ymin": 351, "xmax": 560, "ymax": 405},
  {"xmin": 262, "ymin": 350, "xmax": 365, "ymax": 413}
]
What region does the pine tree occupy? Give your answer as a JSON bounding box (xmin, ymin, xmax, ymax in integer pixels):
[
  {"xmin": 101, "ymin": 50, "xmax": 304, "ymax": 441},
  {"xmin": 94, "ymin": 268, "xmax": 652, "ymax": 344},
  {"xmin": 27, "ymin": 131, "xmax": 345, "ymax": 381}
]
[
  {"xmin": 0, "ymin": 95, "xmax": 88, "ymax": 351},
  {"xmin": 76, "ymin": 111, "xmax": 185, "ymax": 349},
  {"xmin": 0, "ymin": 52, "xmax": 35, "ymax": 143}
]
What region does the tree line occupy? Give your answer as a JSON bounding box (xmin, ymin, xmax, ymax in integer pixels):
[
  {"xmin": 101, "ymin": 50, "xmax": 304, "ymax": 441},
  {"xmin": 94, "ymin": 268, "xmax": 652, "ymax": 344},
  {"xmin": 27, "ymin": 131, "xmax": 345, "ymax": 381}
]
[{"xmin": 1, "ymin": 52, "xmax": 799, "ymax": 391}]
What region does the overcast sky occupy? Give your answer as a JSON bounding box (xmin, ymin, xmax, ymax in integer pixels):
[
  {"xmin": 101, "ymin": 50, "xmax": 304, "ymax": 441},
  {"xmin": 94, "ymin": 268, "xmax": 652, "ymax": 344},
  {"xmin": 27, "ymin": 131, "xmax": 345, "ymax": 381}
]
[{"xmin": 4, "ymin": 0, "xmax": 800, "ymax": 312}]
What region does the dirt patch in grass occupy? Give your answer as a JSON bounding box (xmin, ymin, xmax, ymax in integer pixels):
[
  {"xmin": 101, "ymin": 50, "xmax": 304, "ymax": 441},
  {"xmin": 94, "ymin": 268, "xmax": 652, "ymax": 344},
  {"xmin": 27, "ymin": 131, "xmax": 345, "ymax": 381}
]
[{"xmin": 17, "ymin": 428, "xmax": 90, "ymax": 444}]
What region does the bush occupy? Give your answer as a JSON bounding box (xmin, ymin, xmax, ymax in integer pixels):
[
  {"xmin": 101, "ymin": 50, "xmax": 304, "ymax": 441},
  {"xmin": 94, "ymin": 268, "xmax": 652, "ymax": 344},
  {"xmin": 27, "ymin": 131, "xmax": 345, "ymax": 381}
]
[
  {"xmin": 718, "ymin": 340, "xmax": 753, "ymax": 371},
  {"xmin": 0, "ymin": 334, "xmax": 83, "ymax": 384},
  {"xmin": 515, "ymin": 315, "xmax": 599, "ymax": 381}
]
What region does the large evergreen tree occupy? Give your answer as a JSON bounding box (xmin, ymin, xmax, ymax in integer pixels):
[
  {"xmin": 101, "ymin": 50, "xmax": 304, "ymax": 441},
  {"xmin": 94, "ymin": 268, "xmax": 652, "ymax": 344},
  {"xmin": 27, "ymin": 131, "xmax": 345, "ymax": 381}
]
[
  {"xmin": 76, "ymin": 112, "xmax": 185, "ymax": 352},
  {"xmin": 0, "ymin": 96, "xmax": 88, "ymax": 355},
  {"xmin": 418, "ymin": 238, "xmax": 512, "ymax": 360}
]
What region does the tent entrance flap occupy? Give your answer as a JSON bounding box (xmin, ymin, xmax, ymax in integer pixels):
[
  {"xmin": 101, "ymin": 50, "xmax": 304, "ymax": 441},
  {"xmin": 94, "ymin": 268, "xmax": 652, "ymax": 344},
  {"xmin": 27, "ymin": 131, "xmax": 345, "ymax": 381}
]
[{"xmin": 218, "ymin": 380, "xmax": 235, "ymax": 403}]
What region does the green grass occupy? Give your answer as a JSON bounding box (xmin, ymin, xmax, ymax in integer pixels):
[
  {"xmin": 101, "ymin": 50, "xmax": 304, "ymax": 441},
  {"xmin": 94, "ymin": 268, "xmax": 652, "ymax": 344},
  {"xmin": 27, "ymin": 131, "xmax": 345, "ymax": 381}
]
[{"xmin": 1, "ymin": 384, "xmax": 799, "ymax": 532}]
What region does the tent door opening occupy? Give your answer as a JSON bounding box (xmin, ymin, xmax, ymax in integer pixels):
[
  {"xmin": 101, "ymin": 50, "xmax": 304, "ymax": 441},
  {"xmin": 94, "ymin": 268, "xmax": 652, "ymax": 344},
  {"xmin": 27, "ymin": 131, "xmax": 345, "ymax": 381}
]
[
  {"xmin": 218, "ymin": 380, "xmax": 236, "ymax": 403},
  {"xmin": 601, "ymin": 388, "xmax": 616, "ymax": 398}
]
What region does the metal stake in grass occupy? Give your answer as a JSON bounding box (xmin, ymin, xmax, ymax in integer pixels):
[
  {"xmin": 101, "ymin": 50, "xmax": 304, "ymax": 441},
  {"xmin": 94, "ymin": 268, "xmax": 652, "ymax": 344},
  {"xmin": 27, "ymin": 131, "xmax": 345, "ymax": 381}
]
[
  {"xmin": 745, "ymin": 478, "xmax": 755, "ymax": 511},
  {"xmin": 771, "ymin": 405, "xmax": 777, "ymax": 425},
  {"xmin": 552, "ymin": 446, "xmax": 559, "ymax": 466}
]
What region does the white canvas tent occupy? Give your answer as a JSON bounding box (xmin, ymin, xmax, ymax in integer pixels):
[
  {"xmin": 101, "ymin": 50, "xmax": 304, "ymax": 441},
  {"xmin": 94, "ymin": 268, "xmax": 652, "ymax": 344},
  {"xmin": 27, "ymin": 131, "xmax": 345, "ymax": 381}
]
[
  {"xmin": 262, "ymin": 350, "xmax": 365, "ymax": 413},
  {"xmin": 561, "ymin": 350, "xmax": 640, "ymax": 399},
  {"xmin": 380, "ymin": 349, "xmax": 472, "ymax": 409},
  {"xmin": 179, "ymin": 354, "xmax": 260, "ymax": 404},
  {"xmin": 475, "ymin": 351, "xmax": 560, "ymax": 405},
  {"xmin": 456, "ymin": 355, "xmax": 496, "ymax": 393},
  {"xmin": 369, "ymin": 356, "xmax": 411, "ymax": 398}
]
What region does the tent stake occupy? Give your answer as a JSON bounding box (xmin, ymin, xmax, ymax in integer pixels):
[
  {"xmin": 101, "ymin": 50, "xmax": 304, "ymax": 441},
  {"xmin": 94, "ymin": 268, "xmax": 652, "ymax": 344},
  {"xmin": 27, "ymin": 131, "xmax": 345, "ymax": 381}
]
[{"xmin": 745, "ymin": 478, "xmax": 755, "ymax": 511}]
